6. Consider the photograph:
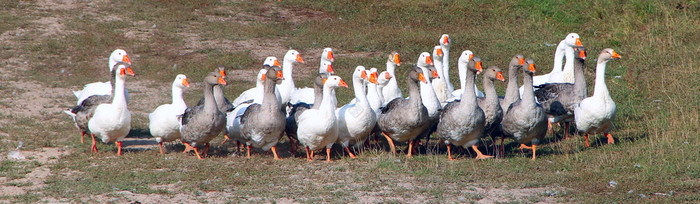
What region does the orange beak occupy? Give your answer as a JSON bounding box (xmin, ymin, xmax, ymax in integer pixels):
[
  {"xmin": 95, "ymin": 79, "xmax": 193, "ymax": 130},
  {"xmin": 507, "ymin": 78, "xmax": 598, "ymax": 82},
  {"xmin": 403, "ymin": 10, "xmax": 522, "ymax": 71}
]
[
  {"xmin": 338, "ymin": 79, "xmax": 348, "ymax": 88},
  {"xmin": 322, "ymin": 78, "xmax": 327, "ymax": 85},
  {"xmin": 611, "ymin": 51, "xmax": 621, "ymax": 59},
  {"xmin": 442, "ymin": 36, "xmax": 449, "ymax": 45},
  {"xmin": 218, "ymin": 76, "xmax": 227, "ymax": 85},
  {"xmin": 261, "ymin": 73, "xmax": 266, "ymax": 81},
  {"xmin": 432, "ymin": 70, "xmax": 440, "ymax": 78},
  {"xmin": 418, "ymin": 73, "xmax": 427, "ymax": 83},
  {"xmin": 384, "ymin": 72, "xmax": 392, "ymax": 80},
  {"xmin": 394, "ymin": 54, "xmax": 401, "ymax": 66},
  {"xmin": 519, "ymin": 58, "xmax": 524, "ymax": 65},
  {"xmin": 296, "ymin": 54, "xmax": 305, "ymax": 63},
  {"xmin": 496, "ymin": 72, "xmax": 505, "ymax": 81},
  {"xmin": 273, "ymin": 59, "xmax": 281, "ymax": 67},
  {"xmin": 468, "ymin": 54, "xmax": 474, "ymax": 61},
  {"xmin": 361, "ymin": 70, "xmax": 368, "ymax": 80},
  {"xmin": 327, "ymin": 64, "xmax": 334, "ymax": 74},
  {"xmin": 122, "ymin": 55, "xmax": 132, "ymax": 65},
  {"xmin": 276, "ymin": 70, "xmax": 284, "ymax": 80},
  {"xmin": 182, "ymin": 78, "xmax": 190, "ymax": 87},
  {"xmin": 369, "ymin": 72, "xmax": 378, "ymax": 84},
  {"xmin": 528, "ymin": 64, "xmax": 536, "ymax": 72},
  {"xmin": 125, "ymin": 67, "xmax": 135, "ymax": 76},
  {"xmin": 327, "ymin": 51, "xmax": 334, "ymax": 62},
  {"xmin": 219, "ymin": 69, "xmax": 226, "ymax": 77},
  {"xmin": 575, "ymin": 38, "xmax": 583, "ymax": 47},
  {"xmin": 579, "ymin": 50, "xmax": 587, "ymax": 59},
  {"xmin": 475, "ymin": 62, "xmax": 483, "ymax": 72},
  {"xmin": 436, "ymin": 48, "xmax": 443, "ymax": 57},
  {"xmin": 425, "ymin": 56, "xmax": 433, "ymax": 65}
]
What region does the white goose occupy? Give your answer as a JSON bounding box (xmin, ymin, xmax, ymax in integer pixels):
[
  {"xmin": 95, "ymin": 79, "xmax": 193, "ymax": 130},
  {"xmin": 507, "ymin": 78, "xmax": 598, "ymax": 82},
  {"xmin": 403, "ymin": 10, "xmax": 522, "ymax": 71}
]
[
  {"xmin": 448, "ymin": 50, "xmax": 484, "ymax": 101},
  {"xmin": 73, "ymin": 49, "xmax": 132, "ymax": 105},
  {"xmin": 381, "ymin": 51, "xmax": 402, "ymax": 102},
  {"xmin": 232, "ymin": 57, "xmax": 282, "ymax": 106},
  {"xmin": 297, "ymin": 75, "xmax": 347, "ymax": 162},
  {"xmin": 521, "ymin": 33, "xmax": 583, "ymax": 96},
  {"xmin": 289, "ymin": 60, "xmax": 334, "ymax": 105},
  {"xmin": 438, "ymin": 34, "xmax": 455, "ymax": 93},
  {"xmin": 431, "ymin": 45, "xmax": 450, "ymax": 107},
  {"xmin": 365, "ymin": 68, "xmax": 383, "ymax": 113},
  {"xmin": 278, "ymin": 49, "xmax": 305, "ymax": 105},
  {"xmin": 149, "ymin": 74, "xmax": 189, "ymax": 154},
  {"xmin": 336, "ymin": 66, "xmax": 377, "ymax": 158},
  {"xmin": 416, "ymin": 52, "xmax": 441, "ymax": 145},
  {"xmin": 87, "ymin": 63, "xmax": 134, "ymax": 155},
  {"xmin": 574, "ymin": 48, "xmax": 621, "ymax": 147}
]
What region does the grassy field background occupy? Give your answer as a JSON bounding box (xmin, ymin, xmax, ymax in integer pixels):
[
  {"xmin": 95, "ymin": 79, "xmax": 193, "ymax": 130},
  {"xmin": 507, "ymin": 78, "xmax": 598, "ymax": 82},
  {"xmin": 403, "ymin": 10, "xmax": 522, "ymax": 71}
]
[{"xmin": 0, "ymin": 0, "xmax": 697, "ymax": 202}]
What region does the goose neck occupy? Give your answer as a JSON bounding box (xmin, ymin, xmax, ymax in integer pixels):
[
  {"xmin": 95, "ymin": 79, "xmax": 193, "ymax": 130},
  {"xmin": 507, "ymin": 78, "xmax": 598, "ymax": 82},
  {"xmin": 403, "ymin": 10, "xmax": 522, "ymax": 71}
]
[
  {"xmin": 282, "ymin": 61, "xmax": 295, "ymax": 87},
  {"xmin": 171, "ymin": 86, "xmax": 186, "ymax": 107},
  {"xmin": 203, "ymin": 83, "xmax": 217, "ymax": 112},
  {"xmin": 552, "ymin": 42, "xmax": 566, "ymax": 72},
  {"xmin": 460, "ymin": 70, "xmax": 477, "ymax": 106},
  {"xmin": 483, "ymin": 77, "xmax": 498, "ymax": 102},
  {"xmin": 112, "ymin": 76, "xmax": 127, "ymax": 108},
  {"xmin": 592, "ymin": 61, "xmax": 610, "ymax": 98},
  {"xmin": 261, "ymin": 78, "xmax": 280, "ymax": 110},
  {"xmin": 352, "ymin": 76, "xmax": 368, "ymax": 105},
  {"xmin": 521, "ymin": 72, "xmax": 536, "ymax": 106},
  {"xmin": 573, "ymin": 57, "xmax": 587, "ymax": 99},
  {"xmin": 320, "ymin": 86, "xmax": 338, "ymax": 112},
  {"xmin": 563, "ymin": 46, "xmax": 575, "ymax": 75},
  {"xmin": 212, "ymin": 85, "xmax": 227, "ymax": 107}
]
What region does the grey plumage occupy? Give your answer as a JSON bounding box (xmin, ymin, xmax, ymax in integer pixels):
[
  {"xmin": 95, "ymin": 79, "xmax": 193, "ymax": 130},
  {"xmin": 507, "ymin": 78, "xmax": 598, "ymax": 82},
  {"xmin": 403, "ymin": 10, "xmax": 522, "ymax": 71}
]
[
  {"xmin": 179, "ymin": 71, "xmax": 227, "ymax": 149},
  {"xmin": 378, "ymin": 66, "xmax": 429, "ymax": 145},
  {"xmin": 239, "ymin": 65, "xmax": 286, "ymax": 153}
]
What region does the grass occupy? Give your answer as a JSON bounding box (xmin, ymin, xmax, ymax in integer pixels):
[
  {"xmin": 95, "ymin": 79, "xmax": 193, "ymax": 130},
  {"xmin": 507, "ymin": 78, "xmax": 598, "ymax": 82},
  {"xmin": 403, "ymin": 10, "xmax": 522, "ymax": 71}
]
[{"xmin": 0, "ymin": 0, "xmax": 697, "ymax": 203}]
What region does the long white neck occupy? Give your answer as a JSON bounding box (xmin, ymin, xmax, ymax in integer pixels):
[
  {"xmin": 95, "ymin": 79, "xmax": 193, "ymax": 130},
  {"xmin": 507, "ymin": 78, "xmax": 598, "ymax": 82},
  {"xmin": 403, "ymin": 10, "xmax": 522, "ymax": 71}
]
[
  {"xmin": 593, "ymin": 60, "xmax": 610, "ymax": 98},
  {"xmin": 419, "ymin": 66, "xmax": 439, "ymax": 115},
  {"xmin": 367, "ymin": 82, "xmax": 381, "ymax": 109},
  {"xmin": 386, "ymin": 62, "xmax": 398, "ymax": 89},
  {"xmin": 433, "ymin": 57, "xmax": 445, "ymax": 79},
  {"xmin": 321, "ymin": 86, "xmax": 338, "ymax": 113},
  {"xmin": 171, "ymin": 85, "xmax": 186, "ymax": 108},
  {"xmin": 112, "ymin": 76, "xmax": 127, "ymax": 109},
  {"xmin": 552, "ymin": 42, "xmax": 566, "ymax": 73},
  {"xmin": 281, "ymin": 60, "xmax": 295, "ymax": 93},
  {"xmin": 458, "ymin": 61, "xmax": 467, "ymax": 90},
  {"xmin": 562, "ymin": 46, "xmax": 575, "ymax": 81},
  {"xmin": 442, "ymin": 47, "xmax": 454, "ymax": 91},
  {"xmin": 352, "ymin": 76, "xmax": 368, "ymax": 105}
]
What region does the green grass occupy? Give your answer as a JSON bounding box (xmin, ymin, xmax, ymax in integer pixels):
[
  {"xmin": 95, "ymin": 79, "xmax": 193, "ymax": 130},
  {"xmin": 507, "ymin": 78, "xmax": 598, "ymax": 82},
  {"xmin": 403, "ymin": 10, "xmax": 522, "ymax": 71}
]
[{"xmin": 0, "ymin": 0, "xmax": 697, "ymax": 203}]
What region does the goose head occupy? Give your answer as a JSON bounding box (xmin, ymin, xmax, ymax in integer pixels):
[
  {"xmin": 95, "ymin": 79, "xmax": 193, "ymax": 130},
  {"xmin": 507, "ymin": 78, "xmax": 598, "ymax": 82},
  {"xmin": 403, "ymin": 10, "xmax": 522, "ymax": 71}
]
[
  {"xmin": 575, "ymin": 46, "xmax": 587, "ymax": 61},
  {"xmin": 458, "ymin": 50, "xmax": 474, "ymax": 65},
  {"xmin": 439, "ymin": 34, "xmax": 451, "ymax": 48},
  {"xmin": 564, "ymin": 33, "xmax": 583, "ymax": 47},
  {"xmin": 353, "ymin": 66, "xmax": 368, "ymax": 83},
  {"xmin": 387, "ymin": 51, "xmax": 401, "ymax": 66},
  {"xmin": 416, "ymin": 52, "xmax": 434, "ymax": 68},
  {"xmin": 377, "ymin": 71, "xmax": 393, "ymax": 87},
  {"xmin": 367, "ymin": 68, "xmax": 379, "ymax": 84},
  {"xmin": 468, "ymin": 56, "xmax": 483, "ymax": 74},
  {"xmin": 598, "ymin": 48, "xmax": 621, "ymax": 63},
  {"xmin": 284, "ymin": 49, "xmax": 304, "ymax": 64},
  {"xmin": 408, "ymin": 66, "xmax": 428, "ymax": 85},
  {"xmin": 522, "ymin": 59, "xmax": 536, "ymax": 75},
  {"xmin": 428, "ymin": 65, "xmax": 440, "ymax": 80},
  {"xmin": 256, "ymin": 69, "xmax": 267, "ymax": 86},
  {"xmin": 323, "ymin": 75, "xmax": 348, "ymax": 89},
  {"xmin": 432, "ymin": 45, "xmax": 444, "ymax": 61},
  {"xmin": 174, "ymin": 74, "xmax": 190, "ymax": 88},
  {"xmin": 322, "ymin": 48, "xmax": 334, "ymax": 63},
  {"xmin": 109, "ymin": 49, "xmax": 131, "ymax": 71},
  {"xmin": 263, "ymin": 56, "xmax": 281, "ymax": 67},
  {"xmin": 113, "ymin": 62, "xmax": 135, "ymax": 79},
  {"xmin": 484, "ymin": 66, "xmax": 505, "ymax": 82},
  {"xmin": 319, "ymin": 61, "xmax": 334, "ymax": 75},
  {"xmin": 509, "ymin": 54, "xmax": 525, "ymax": 70},
  {"xmin": 205, "ymin": 71, "xmax": 226, "ymax": 86},
  {"xmin": 314, "ymin": 73, "xmax": 328, "ymax": 88},
  {"xmin": 263, "ymin": 65, "xmax": 284, "ymax": 84}
]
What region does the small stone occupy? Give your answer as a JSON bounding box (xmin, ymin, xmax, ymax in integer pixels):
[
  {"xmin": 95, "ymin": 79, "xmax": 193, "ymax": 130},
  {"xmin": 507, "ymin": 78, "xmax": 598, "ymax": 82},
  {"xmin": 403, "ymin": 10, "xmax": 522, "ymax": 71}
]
[
  {"xmin": 608, "ymin": 180, "xmax": 617, "ymax": 188},
  {"xmin": 638, "ymin": 194, "xmax": 647, "ymax": 198},
  {"xmin": 654, "ymin": 193, "xmax": 669, "ymax": 196},
  {"xmin": 634, "ymin": 164, "xmax": 641, "ymax": 168},
  {"xmin": 235, "ymin": 172, "xmax": 240, "ymax": 177},
  {"xmin": 457, "ymin": 196, "xmax": 466, "ymax": 202},
  {"xmin": 152, "ymin": 24, "xmax": 157, "ymax": 28},
  {"xmin": 669, "ymin": 190, "xmax": 675, "ymax": 195},
  {"xmin": 628, "ymin": 190, "xmax": 634, "ymax": 194},
  {"xmin": 653, "ymin": 100, "xmax": 663, "ymax": 103},
  {"xmin": 614, "ymin": 76, "xmax": 622, "ymax": 79}
]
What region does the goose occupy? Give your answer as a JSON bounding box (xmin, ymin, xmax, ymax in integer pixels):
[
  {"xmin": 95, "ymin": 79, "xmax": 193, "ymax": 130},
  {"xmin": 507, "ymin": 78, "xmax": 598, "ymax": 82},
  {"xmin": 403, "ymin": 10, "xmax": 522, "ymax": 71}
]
[
  {"xmin": 521, "ymin": 33, "xmax": 583, "ymax": 96},
  {"xmin": 87, "ymin": 63, "xmax": 134, "ymax": 155},
  {"xmin": 335, "ymin": 66, "xmax": 377, "ymax": 158},
  {"xmin": 73, "ymin": 49, "xmax": 132, "ymax": 105},
  {"xmin": 319, "ymin": 47, "xmax": 335, "ymax": 76},
  {"xmin": 179, "ymin": 71, "xmax": 227, "ymax": 159},
  {"xmin": 448, "ymin": 50, "xmax": 484, "ymax": 101},
  {"xmin": 196, "ymin": 66, "xmax": 234, "ymax": 112},
  {"xmin": 415, "ymin": 52, "xmax": 441, "ymax": 147},
  {"xmin": 501, "ymin": 59, "xmax": 548, "ymax": 160},
  {"xmin": 534, "ymin": 47, "xmax": 588, "ymax": 139},
  {"xmin": 431, "ymin": 45, "xmax": 450, "ymax": 107},
  {"xmin": 232, "ymin": 57, "xmax": 282, "ymax": 107},
  {"xmin": 378, "ymin": 66, "xmax": 429, "ymax": 158},
  {"xmin": 65, "ymin": 62, "xmax": 131, "ymax": 144},
  {"xmin": 477, "ymin": 66, "xmax": 505, "ymax": 155},
  {"xmin": 437, "ymin": 55, "xmax": 490, "ymax": 160},
  {"xmin": 278, "ymin": 50, "xmax": 305, "ymax": 105},
  {"xmin": 438, "ymin": 34, "xmax": 455, "ymax": 93},
  {"xmin": 288, "ymin": 61, "xmax": 334, "ymax": 105},
  {"xmin": 381, "ymin": 51, "xmax": 402, "ymax": 102},
  {"xmin": 365, "ymin": 68, "xmax": 383, "ymax": 113},
  {"xmin": 149, "ymin": 74, "xmax": 189, "ymax": 154},
  {"xmin": 500, "ymin": 55, "xmax": 525, "ymax": 113},
  {"xmin": 297, "ymin": 75, "xmax": 348, "ymax": 162},
  {"xmin": 284, "ymin": 74, "xmax": 327, "ymax": 155},
  {"xmin": 574, "ymin": 48, "xmax": 621, "ymax": 147},
  {"xmin": 239, "ymin": 65, "xmax": 286, "ymax": 159}
]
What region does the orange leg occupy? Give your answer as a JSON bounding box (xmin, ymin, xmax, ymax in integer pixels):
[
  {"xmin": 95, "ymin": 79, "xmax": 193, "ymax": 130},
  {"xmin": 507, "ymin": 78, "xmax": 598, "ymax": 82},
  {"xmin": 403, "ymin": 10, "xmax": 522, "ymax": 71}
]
[
  {"xmin": 472, "ymin": 145, "xmax": 493, "ymax": 160},
  {"xmin": 221, "ymin": 134, "xmax": 230, "ymax": 144},
  {"xmin": 547, "ymin": 120, "xmax": 553, "ymax": 135},
  {"xmin": 183, "ymin": 142, "xmax": 194, "ymax": 153},
  {"xmin": 305, "ymin": 146, "xmax": 312, "ymax": 161},
  {"xmin": 80, "ymin": 132, "xmax": 85, "ymax": 144},
  {"xmin": 116, "ymin": 141, "xmax": 123, "ymax": 156},
  {"xmin": 406, "ymin": 140, "xmax": 415, "ymax": 158},
  {"xmin": 203, "ymin": 143, "xmax": 210, "ymax": 157},
  {"xmin": 246, "ymin": 144, "xmax": 252, "ymax": 159},
  {"xmin": 447, "ymin": 144, "xmax": 456, "ymax": 160},
  {"xmin": 519, "ymin": 143, "xmax": 533, "ymax": 150},
  {"xmin": 311, "ymin": 149, "xmax": 315, "ymax": 160},
  {"xmin": 271, "ymin": 146, "xmax": 281, "ymax": 160},
  {"xmin": 344, "ymin": 147, "xmax": 357, "ymax": 158},
  {"xmin": 159, "ymin": 142, "xmax": 164, "ymax": 154},
  {"xmin": 325, "ymin": 147, "xmax": 332, "ymax": 162},
  {"xmin": 91, "ymin": 134, "xmax": 98, "ymax": 152},
  {"xmin": 193, "ymin": 145, "xmax": 203, "ymax": 159},
  {"xmin": 605, "ymin": 133, "xmax": 614, "ymax": 144},
  {"xmin": 531, "ymin": 144, "xmax": 537, "ymax": 160},
  {"xmin": 382, "ymin": 132, "xmax": 396, "ymax": 155},
  {"xmin": 584, "ymin": 134, "xmax": 590, "ymax": 147}
]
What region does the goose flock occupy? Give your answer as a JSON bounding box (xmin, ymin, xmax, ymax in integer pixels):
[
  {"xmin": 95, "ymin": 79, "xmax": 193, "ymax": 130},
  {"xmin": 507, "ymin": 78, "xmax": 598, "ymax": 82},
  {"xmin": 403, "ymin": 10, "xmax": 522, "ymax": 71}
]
[{"xmin": 65, "ymin": 33, "xmax": 621, "ymax": 161}]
